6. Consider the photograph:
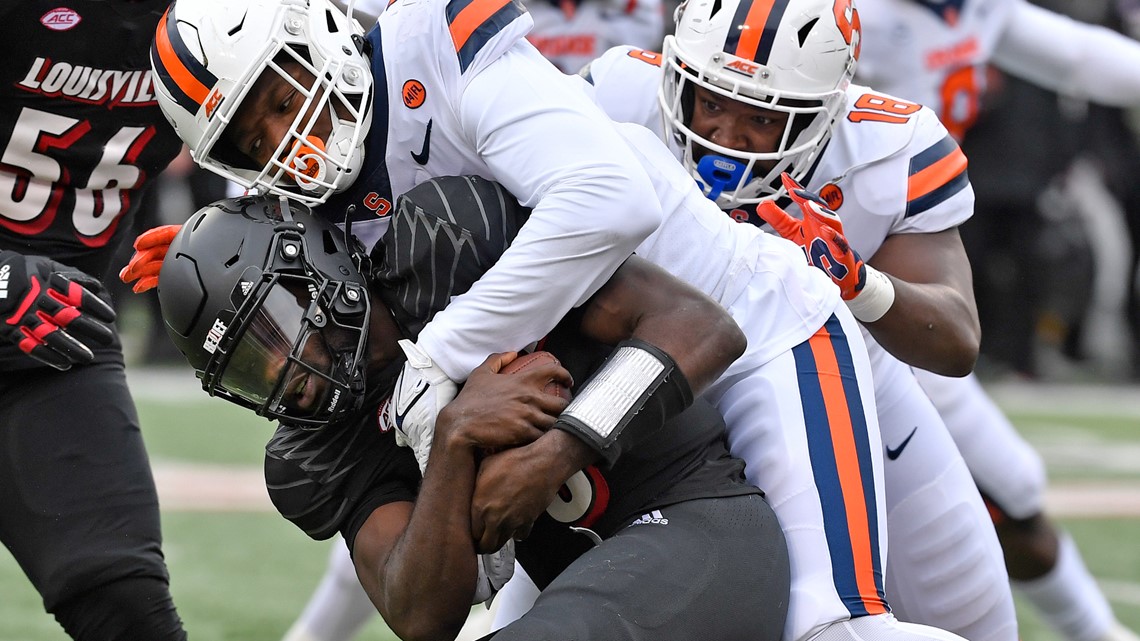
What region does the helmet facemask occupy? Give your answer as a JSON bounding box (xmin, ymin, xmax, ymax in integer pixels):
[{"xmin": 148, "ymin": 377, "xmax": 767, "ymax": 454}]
[
  {"xmin": 205, "ymin": 267, "xmax": 371, "ymax": 427},
  {"xmin": 202, "ymin": 43, "xmax": 372, "ymax": 204},
  {"xmin": 159, "ymin": 195, "xmax": 376, "ymax": 428}
]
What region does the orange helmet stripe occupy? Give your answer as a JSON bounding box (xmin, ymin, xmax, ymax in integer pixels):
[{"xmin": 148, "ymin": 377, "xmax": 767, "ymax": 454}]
[{"xmin": 152, "ymin": 7, "xmax": 212, "ymax": 110}]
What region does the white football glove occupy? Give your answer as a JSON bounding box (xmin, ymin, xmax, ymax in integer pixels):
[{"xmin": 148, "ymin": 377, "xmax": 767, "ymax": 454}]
[
  {"xmin": 473, "ymin": 540, "xmax": 516, "ymax": 604},
  {"xmin": 387, "ymin": 339, "xmax": 459, "ymax": 474}
]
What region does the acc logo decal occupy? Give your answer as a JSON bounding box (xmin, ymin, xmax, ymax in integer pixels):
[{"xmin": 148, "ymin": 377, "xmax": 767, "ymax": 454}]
[
  {"xmin": 204, "ymin": 87, "xmax": 224, "ymax": 119},
  {"xmin": 41, "ymin": 7, "xmax": 81, "ymax": 31},
  {"xmin": 724, "ymin": 59, "xmax": 760, "ymax": 76},
  {"xmin": 402, "ymin": 79, "xmax": 426, "ymax": 109},
  {"xmin": 820, "ymin": 183, "xmax": 844, "ymax": 210}
]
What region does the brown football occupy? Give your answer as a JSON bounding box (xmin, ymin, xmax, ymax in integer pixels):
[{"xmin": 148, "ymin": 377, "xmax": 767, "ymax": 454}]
[{"xmin": 501, "ymin": 351, "xmax": 573, "ymax": 400}]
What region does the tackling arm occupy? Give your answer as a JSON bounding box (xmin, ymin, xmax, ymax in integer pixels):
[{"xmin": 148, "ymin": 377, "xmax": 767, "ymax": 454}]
[
  {"xmin": 468, "ymin": 255, "xmax": 745, "ymax": 551},
  {"xmin": 993, "ymin": 0, "xmax": 1140, "ymax": 106},
  {"xmin": 864, "ymin": 228, "xmax": 981, "ymax": 376},
  {"xmin": 415, "ymin": 45, "xmax": 664, "ymax": 383}
]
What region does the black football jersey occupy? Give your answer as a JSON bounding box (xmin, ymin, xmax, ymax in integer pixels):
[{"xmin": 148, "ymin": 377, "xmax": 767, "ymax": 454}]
[
  {"xmin": 266, "ymin": 175, "xmax": 759, "ymax": 589},
  {"xmin": 0, "ymin": 2, "xmax": 183, "ymax": 278}
]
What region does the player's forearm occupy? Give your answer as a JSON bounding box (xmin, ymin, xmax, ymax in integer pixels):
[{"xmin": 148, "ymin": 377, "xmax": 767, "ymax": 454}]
[
  {"xmin": 861, "ymin": 276, "xmax": 980, "ymax": 377},
  {"xmin": 419, "ymin": 47, "xmax": 664, "ymax": 382},
  {"xmin": 577, "ymin": 256, "xmax": 745, "ymax": 395},
  {"xmin": 994, "ymin": 1, "xmax": 1140, "ymax": 106},
  {"xmin": 378, "ymin": 443, "xmax": 479, "ymax": 641}
]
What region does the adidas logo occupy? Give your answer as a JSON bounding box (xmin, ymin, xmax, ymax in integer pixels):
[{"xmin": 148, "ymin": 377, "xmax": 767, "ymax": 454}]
[
  {"xmin": 630, "ymin": 509, "xmax": 668, "ymax": 526},
  {"xmin": 239, "ymin": 280, "xmax": 253, "ymax": 296},
  {"xmin": 0, "ymin": 264, "xmax": 9, "ymax": 299}
]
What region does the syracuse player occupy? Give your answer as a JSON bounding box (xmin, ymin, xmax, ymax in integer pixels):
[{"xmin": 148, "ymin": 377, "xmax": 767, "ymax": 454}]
[
  {"xmin": 854, "ymin": 3, "xmax": 1140, "ymax": 640},
  {"xmin": 572, "ymin": 0, "xmax": 1022, "ymax": 640}
]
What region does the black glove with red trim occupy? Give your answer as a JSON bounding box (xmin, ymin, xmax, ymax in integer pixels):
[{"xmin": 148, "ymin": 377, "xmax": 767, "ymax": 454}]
[{"xmin": 0, "ymin": 251, "xmax": 116, "ymax": 370}]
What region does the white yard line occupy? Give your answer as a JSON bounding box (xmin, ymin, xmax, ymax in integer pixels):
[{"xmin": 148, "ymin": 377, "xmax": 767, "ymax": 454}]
[{"xmin": 151, "ymin": 462, "xmax": 1140, "ymax": 517}]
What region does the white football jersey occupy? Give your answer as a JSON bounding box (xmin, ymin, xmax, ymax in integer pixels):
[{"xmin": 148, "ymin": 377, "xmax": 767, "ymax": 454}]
[
  {"xmin": 325, "ymin": 0, "xmax": 838, "ymax": 381},
  {"xmin": 853, "ymin": 0, "xmax": 1018, "ymax": 139},
  {"xmin": 524, "ymin": 0, "xmax": 664, "ymax": 73}
]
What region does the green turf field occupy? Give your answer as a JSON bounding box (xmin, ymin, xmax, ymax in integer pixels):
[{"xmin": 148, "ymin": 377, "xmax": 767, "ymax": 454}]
[{"xmin": 0, "ymin": 371, "xmax": 1136, "ymax": 640}]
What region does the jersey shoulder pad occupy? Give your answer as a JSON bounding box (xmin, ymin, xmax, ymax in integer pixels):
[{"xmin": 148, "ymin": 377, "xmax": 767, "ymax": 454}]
[
  {"xmin": 586, "ymin": 45, "xmax": 665, "ymax": 134},
  {"xmin": 831, "ymin": 85, "xmax": 970, "ymax": 221},
  {"xmin": 373, "ymin": 175, "xmax": 530, "ymax": 339},
  {"xmin": 440, "ymin": 0, "xmax": 532, "ymax": 74}
]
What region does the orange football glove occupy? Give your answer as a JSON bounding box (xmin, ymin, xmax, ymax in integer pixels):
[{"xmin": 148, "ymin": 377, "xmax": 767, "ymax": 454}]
[
  {"xmin": 118, "ymin": 224, "xmax": 182, "ymax": 294},
  {"xmin": 757, "ymin": 173, "xmax": 867, "ymax": 301}
]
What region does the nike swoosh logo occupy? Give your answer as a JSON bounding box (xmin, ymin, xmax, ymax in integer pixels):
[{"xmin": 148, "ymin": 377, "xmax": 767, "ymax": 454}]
[
  {"xmin": 410, "ymin": 119, "xmax": 432, "ymax": 165},
  {"xmin": 885, "ymin": 426, "xmax": 918, "ymax": 461},
  {"xmin": 393, "ymin": 378, "xmax": 429, "ymax": 429}
]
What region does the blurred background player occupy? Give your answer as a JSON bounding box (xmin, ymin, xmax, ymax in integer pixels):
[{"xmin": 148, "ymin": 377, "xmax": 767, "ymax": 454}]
[
  {"xmin": 343, "ymin": 0, "xmax": 664, "ymax": 74},
  {"xmin": 0, "ymin": 1, "xmax": 189, "ymax": 639},
  {"xmin": 854, "ymin": 2, "xmax": 1140, "ymax": 640}
]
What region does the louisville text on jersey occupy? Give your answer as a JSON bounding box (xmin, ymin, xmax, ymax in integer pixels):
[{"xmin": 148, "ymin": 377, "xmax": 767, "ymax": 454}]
[{"xmin": 17, "ymin": 58, "xmax": 158, "ymax": 107}]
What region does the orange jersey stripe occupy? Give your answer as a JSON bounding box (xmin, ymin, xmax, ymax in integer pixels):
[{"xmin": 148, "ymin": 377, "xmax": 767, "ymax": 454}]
[
  {"xmin": 808, "ymin": 327, "xmax": 889, "ymax": 615},
  {"xmin": 734, "ymin": 0, "xmax": 776, "ymax": 61},
  {"xmin": 907, "ymin": 145, "xmax": 968, "ymax": 202},
  {"xmin": 449, "ymin": 0, "xmax": 513, "ymax": 54},
  {"xmin": 154, "ymin": 12, "xmax": 210, "ymax": 107}
]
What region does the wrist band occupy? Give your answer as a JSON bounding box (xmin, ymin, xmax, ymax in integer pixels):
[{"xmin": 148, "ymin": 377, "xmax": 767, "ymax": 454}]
[{"xmin": 845, "ymin": 265, "xmax": 895, "ymax": 322}]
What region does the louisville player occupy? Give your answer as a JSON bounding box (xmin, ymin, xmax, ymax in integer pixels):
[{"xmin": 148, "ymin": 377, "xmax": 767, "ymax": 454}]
[
  {"xmin": 0, "ymin": 2, "xmax": 188, "ymax": 639},
  {"xmin": 154, "ymin": 181, "xmax": 792, "ymax": 641},
  {"xmin": 574, "ymin": 0, "xmax": 1023, "ymax": 640},
  {"xmin": 854, "ymin": 3, "xmax": 1140, "ymax": 640},
  {"xmin": 128, "ymin": 2, "xmax": 968, "ymax": 641}
]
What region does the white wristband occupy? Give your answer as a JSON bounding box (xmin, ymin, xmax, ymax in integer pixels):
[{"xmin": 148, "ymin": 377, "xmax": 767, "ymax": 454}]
[{"xmin": 845, "ymin": 265, "xmax": 895, "ymax": 322}]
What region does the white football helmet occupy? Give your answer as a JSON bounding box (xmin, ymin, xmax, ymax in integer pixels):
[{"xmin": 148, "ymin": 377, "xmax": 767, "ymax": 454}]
[
  {"xmin": 151, "ymin": 0, "xmax": 373, "ymax": 204},
  {"xmin": 660, "ymin": 0, "xmax": 861, "ymax": 207}
]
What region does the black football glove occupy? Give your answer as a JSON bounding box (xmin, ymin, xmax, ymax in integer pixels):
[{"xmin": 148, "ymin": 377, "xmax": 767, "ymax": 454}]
[{"xmin": 0, "ymin": 250, "xmax": 116, "ymax": 370}]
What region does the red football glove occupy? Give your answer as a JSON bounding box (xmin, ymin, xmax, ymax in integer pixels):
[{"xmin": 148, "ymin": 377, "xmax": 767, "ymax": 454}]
[
  {"xmin": 757, "ymin": 173, "xmax": 867, "ymax": 301},
  {"xmin": 0, "ymin": 251, "xmax": 117, "ymax": 370},
  {"xmin": 118, "ymin": 224, "xmax": 182, "ymax": 293}
]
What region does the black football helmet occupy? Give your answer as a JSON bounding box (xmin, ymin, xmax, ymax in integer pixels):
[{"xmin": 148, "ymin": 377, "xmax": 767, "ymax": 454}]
[{"xmin": 158, "ymin": 195, "xmax": 372, "ymax": 427}]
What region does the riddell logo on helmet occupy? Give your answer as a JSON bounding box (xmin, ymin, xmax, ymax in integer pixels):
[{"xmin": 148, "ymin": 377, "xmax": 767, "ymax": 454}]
[
  {"xmin": 0, "ymin": 265, "xmax": 10, "ymax": 299},
  {"xmin": 202, "ymin": 318, "xmax": 228, "ymax": 354}
]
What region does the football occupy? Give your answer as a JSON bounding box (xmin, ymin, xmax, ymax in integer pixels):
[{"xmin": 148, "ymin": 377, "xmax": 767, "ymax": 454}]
[{"xmin": 501, "ymin": 351, "xmax": 573, "ymax": 401}]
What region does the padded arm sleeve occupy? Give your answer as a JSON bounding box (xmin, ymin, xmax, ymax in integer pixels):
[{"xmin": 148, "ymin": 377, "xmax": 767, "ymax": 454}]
[{"xmin": 553, "ymin": 339, "xmax": 693, "ymax": 468}]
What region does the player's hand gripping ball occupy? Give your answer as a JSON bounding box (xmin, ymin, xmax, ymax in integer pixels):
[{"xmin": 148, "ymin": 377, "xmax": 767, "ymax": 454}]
[{"xmin": 500, "ymin": 350, "xmax": 573, "ymax": 401}]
